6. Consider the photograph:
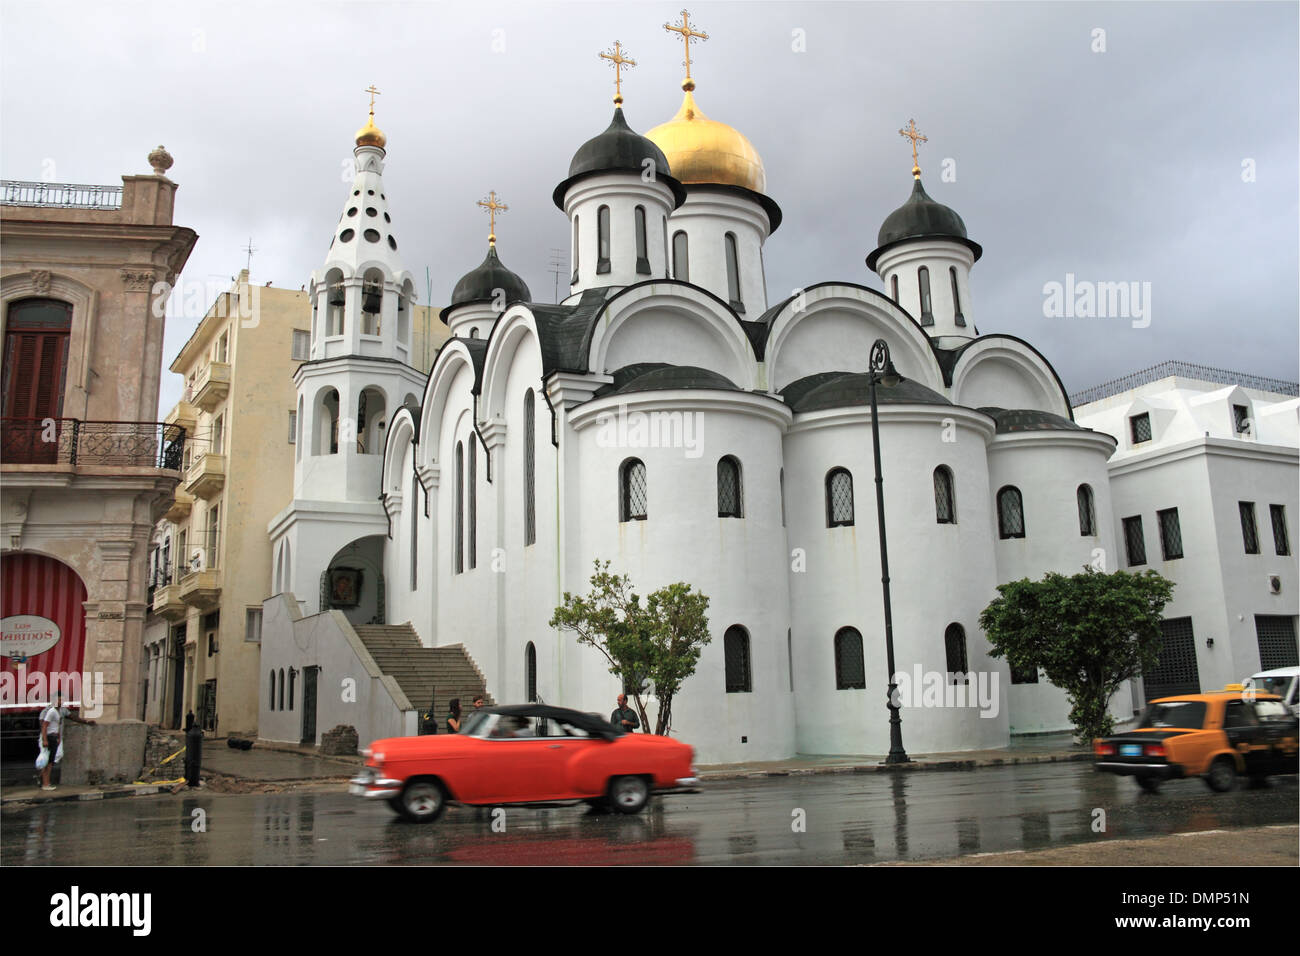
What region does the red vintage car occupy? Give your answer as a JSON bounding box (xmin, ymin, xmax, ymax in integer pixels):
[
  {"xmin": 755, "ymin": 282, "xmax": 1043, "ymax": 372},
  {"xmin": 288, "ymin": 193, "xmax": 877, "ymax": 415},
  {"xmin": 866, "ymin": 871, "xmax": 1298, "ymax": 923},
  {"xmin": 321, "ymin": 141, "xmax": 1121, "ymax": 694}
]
[{"xmin": 350, "ymin": 704, "xmax": 700, "ymax": 822}]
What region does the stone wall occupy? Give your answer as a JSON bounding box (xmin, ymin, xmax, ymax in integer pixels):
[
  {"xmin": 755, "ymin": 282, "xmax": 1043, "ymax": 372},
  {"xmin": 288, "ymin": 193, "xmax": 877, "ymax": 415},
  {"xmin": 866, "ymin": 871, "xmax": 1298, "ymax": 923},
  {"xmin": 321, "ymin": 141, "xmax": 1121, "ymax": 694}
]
[{"xmin": 60, "ymin": 720, "xmax": 148, "ymax": 785}]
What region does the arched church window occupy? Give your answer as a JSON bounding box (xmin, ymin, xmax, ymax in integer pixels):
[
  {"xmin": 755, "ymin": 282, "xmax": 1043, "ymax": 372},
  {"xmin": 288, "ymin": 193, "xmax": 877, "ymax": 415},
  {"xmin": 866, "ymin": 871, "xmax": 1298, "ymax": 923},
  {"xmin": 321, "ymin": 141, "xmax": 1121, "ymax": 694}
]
[
  {"xmin": 288, "ymin": 668, "xmax": 296, "ymax": 710},
  {"xmin": 361, "ymin": 269, "xmax": 383, "ymax": 336},
  {"xmin": 468, "ymin": 441, "xmax": 477, "ymax": 570},
  {"xmin": 571, "ymin": 215, "xmax": 580, "ymax": 284},
  {"xmin": 1077, "ymin": 484, "xmax": 1096, "ymax": 536},
  {"xmin": 620, "ymin": 458, "xmax": 647, "ymax": 522},
  {"xmin": 269, "ymin": 671, "xmax": 275, "ymax": 710},
  {"xmin": 997, "ymin": 486, "xmax": 1025, "ymax": 539},
  {"xmin": 724, "ymin": 626, "xmax": 752, "ymax": 693},
  {"xmin": 890, "ymin": 274, "xmax": 899, "ymax": 303},
  {"xmin": 934, "ymin": 466, "xmax": 956, "ymax": 524},
  {"xmin": 597, "ymin": 205, "xmax": 611, "ymax": 274},
  {"xmin": 634, "ymin": 206, "xmax": 650, "ymax": 274},
  {"xmin": 455, "ymin": 441, "xmax": 465, "ymax": 574},
  {"xmin": 525, "ymin": 642, "xmax": 537, "ymax": 702},
  {"xmin": 410, "ymin": 468, "xmax": 420, "ymax": 590},
  {"xmin": 278, "ymin": 668, "xmax": 285, "ymax": 711},
  {"xmin": 780, "ymin": 468, "xmax": 786, "ymax": 527},
  {"xmin": 524, "ymin": 389, "xmax": 536, "ymax": 545},
  {"xmin": 945, "ymin": 623, "xmax": 969, "ymax": 681},
  {"xmin": 725, "ymin": 233, "xmax": 743, "ymax": 312},
  {"xmin": 468, "ymin": 327, "xmax": 479, "ymax": 339},
  {"xmin": 326, "ymin": 270, "xmax": 345, "ymax": 337},
  {"xmin": 950, "ymin": 267, "xmax": 966, "ymax": 327},
  {"xmin": 717, "ymin": 455, "xmax": 743, "ymax": 518},
  {"xmin": 296, "ymin": 396, "xmax": 303, "ymax": 462},
  {"xmin": 834, "ymin": 627, "xmax": 865, "ymax": 690},
  {"xmin": 826, "ymin": 468, "xmax": 854, "ymax": 527},
  {"xmin": 918, "ymin": 266, "xmax": 933, "ymax": 325},
  {"xmin": 672, "ymin": 231, "xmax": 689, "ymax": 282}
]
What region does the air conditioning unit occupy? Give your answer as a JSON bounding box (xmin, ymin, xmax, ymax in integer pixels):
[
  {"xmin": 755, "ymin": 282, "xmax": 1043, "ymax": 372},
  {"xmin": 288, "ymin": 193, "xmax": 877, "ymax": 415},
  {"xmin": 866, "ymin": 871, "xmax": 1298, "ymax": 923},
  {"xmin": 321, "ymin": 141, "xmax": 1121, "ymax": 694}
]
[{"xmin": 1268, "ymin": 574, "xmax": 1282, "ymax": 594}]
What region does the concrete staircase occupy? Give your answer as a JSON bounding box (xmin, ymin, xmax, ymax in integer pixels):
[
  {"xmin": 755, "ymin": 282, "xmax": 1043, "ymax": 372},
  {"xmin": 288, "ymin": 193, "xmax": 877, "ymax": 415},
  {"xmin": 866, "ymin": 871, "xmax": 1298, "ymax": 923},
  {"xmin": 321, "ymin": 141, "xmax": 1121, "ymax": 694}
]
[{"xmin": 351, "ymin": 624, "xmax": 493, "ymax": 730}]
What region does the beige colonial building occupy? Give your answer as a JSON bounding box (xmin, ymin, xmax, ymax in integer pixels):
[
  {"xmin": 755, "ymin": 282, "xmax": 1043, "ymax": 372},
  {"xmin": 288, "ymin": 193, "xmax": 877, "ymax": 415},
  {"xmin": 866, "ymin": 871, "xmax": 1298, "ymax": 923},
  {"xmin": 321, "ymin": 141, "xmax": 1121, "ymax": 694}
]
[
  {"xmin": 1, "ymin": 149, "xmax": 197, "ymax": 754},
  {"xmin": 149, "ymin": 271, "xmax": 444, "ymax": 735}
]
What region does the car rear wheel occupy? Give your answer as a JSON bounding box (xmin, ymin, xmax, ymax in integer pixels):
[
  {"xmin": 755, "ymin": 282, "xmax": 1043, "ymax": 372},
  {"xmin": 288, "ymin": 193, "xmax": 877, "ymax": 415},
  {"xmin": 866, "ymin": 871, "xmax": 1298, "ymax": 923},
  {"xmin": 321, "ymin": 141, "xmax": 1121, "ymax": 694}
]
[
  {"xmin": 1205, "ymin": 757, "xmax": 1237, "ymax": 793},
  {"xmin": 398, "ymin": 780, "xmax": 447, "ymax": 822},
  {"xmin": 608, "ymin": 775, "xmax": 649, "ymax": 814},
  {"xmin": 1135, "ymin": 775, "xmax": 1161, "ymax": 793}
]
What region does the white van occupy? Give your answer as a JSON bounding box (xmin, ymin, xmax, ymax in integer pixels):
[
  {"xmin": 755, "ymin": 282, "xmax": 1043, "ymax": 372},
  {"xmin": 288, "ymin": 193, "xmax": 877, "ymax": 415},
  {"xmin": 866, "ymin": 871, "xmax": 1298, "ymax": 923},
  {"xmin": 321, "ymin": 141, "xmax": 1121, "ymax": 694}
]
[{"xmin": 1246, "ymin": 666, "xmax": 1300, "ymax": 716}]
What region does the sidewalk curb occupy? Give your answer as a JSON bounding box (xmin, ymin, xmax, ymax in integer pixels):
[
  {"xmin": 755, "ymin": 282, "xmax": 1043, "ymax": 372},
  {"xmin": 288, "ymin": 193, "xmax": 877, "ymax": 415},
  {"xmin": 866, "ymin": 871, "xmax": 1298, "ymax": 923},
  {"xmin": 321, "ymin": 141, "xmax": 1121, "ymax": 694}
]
[
  {"xmin": 696, "ymin": 751, "xmax": 1094, "ymax": 781},
  {"xmin": 3, "ymin": 784, "xmax": 167, "ymax": 806}
]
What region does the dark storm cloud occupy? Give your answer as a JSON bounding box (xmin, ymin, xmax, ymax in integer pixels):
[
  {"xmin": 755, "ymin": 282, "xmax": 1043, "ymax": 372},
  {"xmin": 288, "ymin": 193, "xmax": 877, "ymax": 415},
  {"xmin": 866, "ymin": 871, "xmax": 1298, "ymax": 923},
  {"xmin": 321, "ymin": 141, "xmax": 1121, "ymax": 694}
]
[{"xmin": 3, "ymin": 1, "xmax": 1295, "ymax": 415}]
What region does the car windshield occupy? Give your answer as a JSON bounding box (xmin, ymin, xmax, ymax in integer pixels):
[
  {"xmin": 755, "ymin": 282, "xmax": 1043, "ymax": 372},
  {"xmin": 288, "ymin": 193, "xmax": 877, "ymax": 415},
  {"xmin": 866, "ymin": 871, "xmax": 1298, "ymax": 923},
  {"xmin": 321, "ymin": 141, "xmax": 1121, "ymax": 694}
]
[
  {"xmin": 1257, "ymin": 677, "xmax": 1294, "ymax": 698},
  {"xmin": 1139, "ymin": 701, "xmax": 1207, "ymax": 729},
  {"xmin": 1253, "ymin": 700, "xmax": 1292, "ymax": 721},
  {"xmin": 461, "ymin": 710, "xmax": 495, "ymax": 737}
]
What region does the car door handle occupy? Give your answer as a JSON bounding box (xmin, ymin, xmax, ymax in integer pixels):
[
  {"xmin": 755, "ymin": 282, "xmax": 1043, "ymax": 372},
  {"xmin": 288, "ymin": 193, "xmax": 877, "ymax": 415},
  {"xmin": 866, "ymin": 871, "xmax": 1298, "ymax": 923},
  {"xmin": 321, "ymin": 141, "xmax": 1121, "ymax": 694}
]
[{"xmin": 548, "ymin": 744, "xmax": 562, "ymax": 749}]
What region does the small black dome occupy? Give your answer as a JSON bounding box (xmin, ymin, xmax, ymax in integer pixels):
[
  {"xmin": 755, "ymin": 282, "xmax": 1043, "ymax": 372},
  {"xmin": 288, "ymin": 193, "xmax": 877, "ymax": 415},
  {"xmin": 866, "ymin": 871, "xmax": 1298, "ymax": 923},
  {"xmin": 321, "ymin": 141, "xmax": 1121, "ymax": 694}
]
[
  {"xmin": 449, "ymin": 245, "xmax": 531, "ymax": 310},
  {"xmin": 976, "ymin": 407, "xmax": 1085, "ymax": 435},
  {"xmin": 594, "ymin": 363, "xmax": 739, "ymax": 398},
  {"xmin": 866, "ymin": 177, "xmax": 982, "ymax": 271},
  {"xmin": 552, "ymin": 108, "xmax": 685, "ymax": 210},
  {"xmin": 781, "ymin": 371, "xmax": 951, "ymax": 413}
]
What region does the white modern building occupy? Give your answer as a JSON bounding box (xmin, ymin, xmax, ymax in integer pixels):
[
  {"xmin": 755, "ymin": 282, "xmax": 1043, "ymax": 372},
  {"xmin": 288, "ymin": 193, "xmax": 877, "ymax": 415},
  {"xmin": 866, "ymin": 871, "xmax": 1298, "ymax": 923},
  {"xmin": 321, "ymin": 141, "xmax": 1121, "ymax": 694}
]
[{"xmin": 1073, "ymin": 364, "xmax": 1300, "ymax": 702}]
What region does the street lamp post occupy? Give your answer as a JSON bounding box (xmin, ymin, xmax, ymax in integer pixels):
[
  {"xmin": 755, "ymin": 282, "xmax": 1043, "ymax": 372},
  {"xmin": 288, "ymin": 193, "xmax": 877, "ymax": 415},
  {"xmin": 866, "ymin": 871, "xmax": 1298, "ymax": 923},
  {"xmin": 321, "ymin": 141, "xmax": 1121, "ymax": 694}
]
[{"xmin": 868, "ymin": 338, "xmax": 909, "ymax": 764}]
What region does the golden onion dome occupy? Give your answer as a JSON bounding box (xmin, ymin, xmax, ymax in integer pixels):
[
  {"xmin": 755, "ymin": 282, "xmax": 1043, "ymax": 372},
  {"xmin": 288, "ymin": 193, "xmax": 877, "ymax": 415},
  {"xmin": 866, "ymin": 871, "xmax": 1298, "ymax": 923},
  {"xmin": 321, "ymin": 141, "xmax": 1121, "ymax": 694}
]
[
  {"xmin": 646, "ymin": 83, "xmax": 766, "ymax": 194},
  {"xmin": 355, "ymin": 112, "xmax": 387, "ymax": 149}
]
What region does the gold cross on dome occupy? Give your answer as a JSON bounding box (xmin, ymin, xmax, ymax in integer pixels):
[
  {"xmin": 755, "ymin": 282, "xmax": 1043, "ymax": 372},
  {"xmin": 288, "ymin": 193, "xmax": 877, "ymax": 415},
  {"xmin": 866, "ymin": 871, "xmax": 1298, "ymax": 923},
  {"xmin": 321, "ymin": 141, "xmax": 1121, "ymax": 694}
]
[
  {"xmin": 600, "ymin": 41, "xmax": 637, "ymax": 106},
  {"xmin": 477, "ymin": 191, "xmax": 508, "ymax": 245},
  {"xmin": 664, "ymin": 9, "xmax": 708, "ymax": 86},
  {"xmin": 364, "ymin": 84, "xmax": 381, "ymax": 113},
  {"xmin": 899, "ymin": 118, "xmax": 927, "ymax": 179}
]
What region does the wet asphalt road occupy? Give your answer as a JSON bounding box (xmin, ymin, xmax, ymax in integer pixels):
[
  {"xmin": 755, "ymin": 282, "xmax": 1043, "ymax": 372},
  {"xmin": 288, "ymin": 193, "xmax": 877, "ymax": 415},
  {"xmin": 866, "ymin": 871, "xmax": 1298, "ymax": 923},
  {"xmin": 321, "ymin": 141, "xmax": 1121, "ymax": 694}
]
[{"xmin": 3, "ymin": 764, "xmax": 1296, "ymax": 866}]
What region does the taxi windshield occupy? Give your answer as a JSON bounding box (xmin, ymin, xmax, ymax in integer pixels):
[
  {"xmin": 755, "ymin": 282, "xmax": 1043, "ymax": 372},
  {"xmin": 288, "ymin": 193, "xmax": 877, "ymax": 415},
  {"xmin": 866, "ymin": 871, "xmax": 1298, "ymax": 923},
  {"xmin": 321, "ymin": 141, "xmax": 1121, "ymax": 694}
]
[{"xmin": 1139, "ymin": 701, "xmax": 1207, "ymax": 729}]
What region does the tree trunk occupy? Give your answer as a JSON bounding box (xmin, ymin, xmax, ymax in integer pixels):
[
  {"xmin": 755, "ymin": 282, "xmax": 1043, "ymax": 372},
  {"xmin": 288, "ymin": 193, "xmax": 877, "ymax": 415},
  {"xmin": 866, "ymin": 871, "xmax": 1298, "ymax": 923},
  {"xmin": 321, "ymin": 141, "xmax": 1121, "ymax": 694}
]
[
  {"xmin": 631, "ymin": 693, "xmax": 651, "ymax": 733},
  {"xmin": 655, "ymin": 695, "xmax": 673, "ymax": 736}
]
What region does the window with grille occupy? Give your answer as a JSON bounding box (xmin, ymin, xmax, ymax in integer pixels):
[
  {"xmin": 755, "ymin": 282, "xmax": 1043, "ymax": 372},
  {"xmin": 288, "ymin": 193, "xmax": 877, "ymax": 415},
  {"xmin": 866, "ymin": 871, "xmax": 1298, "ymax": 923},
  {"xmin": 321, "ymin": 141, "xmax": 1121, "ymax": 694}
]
[
  {"xmin": 724, "ymin": 626, "xmax": 752, "ymax": 693},
  {"xmin": 1270, "ymin": 504, "xmax": 1290, "ymax": 556},
  {"xmin": 1130, "ymin": 413, "xmax": 1152, "ymax": 443},
  {"xmin": 1233, "ymin": 404, "xmax": 1250, "ymax": 435},
  {"xmin": 245, "ymin": 608, "xmax": 262, "ymax": 643},
  {"xmin": 1240, "ymin": 501, "xmax": 1259, "ymax": 554},
  {"xmin": 291, "ymin": 329, "xmax": 310, "ymax": 361},
  {"xmin": 634, "ymin": 206, "xmax": 650, "ymax": 275},
  {"xmin": 1254, "ymin": 615, "xmax": 1298, "ymax": 670},
  {"xmin": 717, "ymin": 456, "xmax": 743, "ymax": 518},
  {"xmin": 917, "ymin": 266, "xmax": 933, "ymax": 325},
  {"xmin": 468, "ymin": 441, "xmax": 477, "ymax": 569},
  {"xmin": 525, "ymin": 642, "xmax": 537, "ymax": 702},
  {"xmin": 826, "ymin": 468, "xmax": 854, "ymax": 527},
  {"xmin": 672, "ymin": 231, "xmax": 689, "ymax": 282},
  {"xmin": 834, "ymin": 627, "xmax": 865, "ymax": 690},
  {"xmin": 997, "ymin": 486, "xmax": 1024, "ymax": 539},
  {"xmin": 1144, "ymin": 617, "xmax": 1201, "ymax": 699},
  {"xmin": 1077, "ymin": 484, "xmax": 1095, "ymax": 536},
  {"xmin": 934, "ymin": 466, "xmax": 955, "ymax": 524},
  {"xmin": 524, "ymin": 389, "xmax": 536, "ymax": 545},
  {"xmin": 1157, "ymin": 507, "xmax": 1183, "ymax": 560},
  {"xmin": 454, "ymin": 441, "xmax": 464, "ymax": 573},
  {"xmin": 945, "ymin": 623, "xmax": 969, "ymax": 682},
  {"xmin": 597, "ymin": 205, "xmax": 611, "ymax": 274},
  {"xmin": 621, "ymin": 459, "xmax": 647, "ymax": 521},
  {"xmin": 1123, "ymin": 515, "xmax": 1146, "ymax": 566}
]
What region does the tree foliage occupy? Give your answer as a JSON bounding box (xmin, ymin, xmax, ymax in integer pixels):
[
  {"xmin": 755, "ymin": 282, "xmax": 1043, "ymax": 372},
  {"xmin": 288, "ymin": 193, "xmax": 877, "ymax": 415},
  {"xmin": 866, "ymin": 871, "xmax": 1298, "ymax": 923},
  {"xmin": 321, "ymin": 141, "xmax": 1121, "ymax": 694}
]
[
  {"xmin": 979, "ymin": 567, "xmax": 1175, "ymax": 741},
  {"xmin": 549, "ymin": 560, "xmax": 711, "ymax": 735}
]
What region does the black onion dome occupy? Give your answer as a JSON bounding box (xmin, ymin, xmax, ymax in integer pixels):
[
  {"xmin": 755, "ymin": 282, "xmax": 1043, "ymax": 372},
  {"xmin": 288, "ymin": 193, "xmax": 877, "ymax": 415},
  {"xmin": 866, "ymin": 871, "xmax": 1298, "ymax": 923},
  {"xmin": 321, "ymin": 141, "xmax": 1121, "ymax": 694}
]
[
  {"xmin": 594, "ymin": 363, "xmax": 738, "ymax": 398},
  {"xmin": 866, "ymin": 177, "xmax": 982, "ymax": 271},
  {"xmin": 448, "ymin": 245, "xmax": 531, "ymax": 310},
  {"xmin": 781, "ymin": 371, "xmax": 951, "ymax": 413},
  {"xmin": 552, "ymin": 108, "xmax": 686, "ymax": 210}
]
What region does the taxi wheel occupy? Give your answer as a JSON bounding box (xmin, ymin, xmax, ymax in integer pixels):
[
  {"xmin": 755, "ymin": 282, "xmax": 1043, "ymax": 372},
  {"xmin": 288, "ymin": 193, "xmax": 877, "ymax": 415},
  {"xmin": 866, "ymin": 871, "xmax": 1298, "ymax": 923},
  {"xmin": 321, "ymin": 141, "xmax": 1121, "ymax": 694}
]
[
  {"xmin": 398, "ymin": 780, "xmax": 447, "ymax": 822},
  {"xmin": 1205, "ymin": 757, "xmax": 1237, "ymax": 793},
  {"xmin": 1135, "ymin": 775, "xmax": 1161, "ymax": 793},
  {"xmin": 608, "ymin": 775, "xmax": 650, "ymax": 814}
]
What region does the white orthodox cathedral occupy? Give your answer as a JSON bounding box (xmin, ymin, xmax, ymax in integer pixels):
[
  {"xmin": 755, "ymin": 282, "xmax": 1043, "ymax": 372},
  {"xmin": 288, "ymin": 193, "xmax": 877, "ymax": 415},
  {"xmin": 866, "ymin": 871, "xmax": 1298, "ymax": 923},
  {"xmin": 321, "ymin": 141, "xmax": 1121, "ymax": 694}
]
[{"xmin": 257, "ymin": 29, "xmax": 1296, "ymax": 763}]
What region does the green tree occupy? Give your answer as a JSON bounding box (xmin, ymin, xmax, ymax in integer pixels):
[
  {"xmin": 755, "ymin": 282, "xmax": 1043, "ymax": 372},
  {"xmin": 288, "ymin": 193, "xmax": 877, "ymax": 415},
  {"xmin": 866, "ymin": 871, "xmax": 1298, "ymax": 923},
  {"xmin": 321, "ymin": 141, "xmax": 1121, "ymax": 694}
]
[
  {"xmin": 979, "ymin": 567, "xmax": 1175, "ymax": 741},
  {"xmin": 549, "ymin": 560, "xmax": 711, "ymax": 735}
]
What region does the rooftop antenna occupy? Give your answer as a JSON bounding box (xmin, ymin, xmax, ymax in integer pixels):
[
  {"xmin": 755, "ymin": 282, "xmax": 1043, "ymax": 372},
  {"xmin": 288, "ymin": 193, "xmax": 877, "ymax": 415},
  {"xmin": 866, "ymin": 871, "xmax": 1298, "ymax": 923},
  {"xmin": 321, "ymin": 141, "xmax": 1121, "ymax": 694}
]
[
  {"xmin": 548, "ymin": 248, "xmax": 566, "ymax": 303},
  {"xmin": 242, "ymin": 237, "xmax": 257, "ymax": 274}
]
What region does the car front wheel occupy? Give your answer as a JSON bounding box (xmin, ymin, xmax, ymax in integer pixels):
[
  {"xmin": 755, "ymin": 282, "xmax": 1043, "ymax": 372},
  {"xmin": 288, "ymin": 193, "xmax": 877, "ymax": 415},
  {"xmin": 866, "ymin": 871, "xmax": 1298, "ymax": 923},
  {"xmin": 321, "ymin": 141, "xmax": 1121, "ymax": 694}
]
[
  {"xmin": 1205, "ymin": 757, "xmax": 1237, "ymax": 793},
  {"xmin": 398, "ymin": 780, "xmax": 447, "ymax": 822},
  {"xmin": 608, "ymin": 775, "xmax": 649, "ymax": 814}
]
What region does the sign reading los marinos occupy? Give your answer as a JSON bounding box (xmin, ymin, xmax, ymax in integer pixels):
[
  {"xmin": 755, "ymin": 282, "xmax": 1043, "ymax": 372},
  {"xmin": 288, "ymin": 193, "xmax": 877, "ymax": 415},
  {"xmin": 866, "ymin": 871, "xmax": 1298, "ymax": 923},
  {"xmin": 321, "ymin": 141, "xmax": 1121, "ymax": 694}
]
[{"xmin": 1, "ymin": 615, "xmax": 62, "ymax": 659}]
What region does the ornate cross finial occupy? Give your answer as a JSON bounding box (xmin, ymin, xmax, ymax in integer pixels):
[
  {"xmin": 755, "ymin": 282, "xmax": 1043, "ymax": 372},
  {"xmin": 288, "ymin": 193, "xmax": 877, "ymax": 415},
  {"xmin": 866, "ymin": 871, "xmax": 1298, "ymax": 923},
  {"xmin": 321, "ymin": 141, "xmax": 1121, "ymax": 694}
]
[
  {"xmin": 365, "ymin": 84, "xmax": 381, "ymax": 115},
  {"xmin": 477, "ymin": 190, "xmax": 508, "ymax": 246},
  {"xmin": 600, "ymin": 41, "xmax": 637, "ymax": 106},
  {"xmin": 899, "ymin": 118, "xmax": 927, "ymax": 179},
  {"xmin": 664, "ymin": 9, "xmax": 708, "ymax": 90}
]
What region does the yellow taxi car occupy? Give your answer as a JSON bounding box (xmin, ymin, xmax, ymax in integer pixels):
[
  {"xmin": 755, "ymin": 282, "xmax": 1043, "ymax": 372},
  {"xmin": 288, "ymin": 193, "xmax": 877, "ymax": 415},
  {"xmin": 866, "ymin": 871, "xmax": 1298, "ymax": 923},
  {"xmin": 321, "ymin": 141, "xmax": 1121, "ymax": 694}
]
[{"xmin": 1093, "ymin": 686, "xmax": 1299, "ymax": 793}]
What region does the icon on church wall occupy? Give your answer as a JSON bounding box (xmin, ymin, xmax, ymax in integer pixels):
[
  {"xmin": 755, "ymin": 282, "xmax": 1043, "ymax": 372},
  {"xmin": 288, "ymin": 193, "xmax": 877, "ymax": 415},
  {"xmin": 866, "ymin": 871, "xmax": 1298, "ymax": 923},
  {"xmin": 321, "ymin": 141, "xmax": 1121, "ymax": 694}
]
[{"xmin": 329, "ymin": 568, "xmax": 363, "ymax": 608}]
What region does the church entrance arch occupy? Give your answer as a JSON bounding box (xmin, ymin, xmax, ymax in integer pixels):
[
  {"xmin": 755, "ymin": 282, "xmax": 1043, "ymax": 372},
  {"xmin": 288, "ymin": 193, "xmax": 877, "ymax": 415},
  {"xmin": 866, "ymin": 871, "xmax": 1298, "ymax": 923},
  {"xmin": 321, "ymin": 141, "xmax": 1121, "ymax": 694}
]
[{"xmin": 320, "ymin": 535, "xmax": 386, "ymax": 626}]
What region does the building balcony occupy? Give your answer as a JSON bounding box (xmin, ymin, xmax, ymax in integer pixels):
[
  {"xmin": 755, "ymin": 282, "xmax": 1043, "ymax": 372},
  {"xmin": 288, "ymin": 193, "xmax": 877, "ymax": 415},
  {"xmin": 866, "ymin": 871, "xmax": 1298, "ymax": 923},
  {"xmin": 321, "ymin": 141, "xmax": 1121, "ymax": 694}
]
[
  {"xmin": 185, "ymin": 452, "xmax": 226, "ymax": 500},
  {"xmin": 0, "ymin": 418, "xmax": 186, "ymax": 471},
  {"xmin": 163, "ymin": 488, "xmax": 194, "ymax": 522},
  {"xmin": 179, "ymin": 569, "xmax": 221, "ymax": 612},
  {"xmin": 152, "ymin": 582, "xmax": 189, "ymax": 621},
  {"xmin": 164, "ymin": 400, "xmax": 198, "ymax": 435},
  {"xmin": 192, "ymin": 362, "xmax": 231, "ymax": 412}
]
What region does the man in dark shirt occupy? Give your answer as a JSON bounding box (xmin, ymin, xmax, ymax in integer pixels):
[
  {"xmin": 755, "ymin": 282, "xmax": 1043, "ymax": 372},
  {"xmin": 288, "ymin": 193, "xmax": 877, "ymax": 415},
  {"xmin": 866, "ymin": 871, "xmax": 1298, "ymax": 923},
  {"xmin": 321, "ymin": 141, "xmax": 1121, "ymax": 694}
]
[{"xmin": 610, "ymin": 694, "xmax": 639, "ymax": 733}]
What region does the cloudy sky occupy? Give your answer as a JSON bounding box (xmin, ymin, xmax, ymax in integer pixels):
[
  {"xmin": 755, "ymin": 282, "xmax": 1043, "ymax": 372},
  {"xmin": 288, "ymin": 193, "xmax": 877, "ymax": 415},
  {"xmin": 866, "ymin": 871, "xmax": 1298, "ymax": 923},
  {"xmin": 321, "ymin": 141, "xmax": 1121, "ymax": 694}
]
[{"xmin": 3, "ymin": 0, "xmax": 1296, "ymax": 415}]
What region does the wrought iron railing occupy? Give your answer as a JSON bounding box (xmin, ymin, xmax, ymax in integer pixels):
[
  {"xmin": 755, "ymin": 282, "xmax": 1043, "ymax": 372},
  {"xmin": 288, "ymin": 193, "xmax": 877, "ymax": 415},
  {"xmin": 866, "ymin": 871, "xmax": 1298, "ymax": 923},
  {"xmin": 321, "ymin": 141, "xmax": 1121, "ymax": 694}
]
[
  {"xmin": 1071, "ymin": 361, "xmax": 1300, "ymax": 407},
  {"xmin": 1, "ymin": 180, "xmax": 123, "ymax": 209},
  {"xmin": 0, "ymin": 419, "xmax": 186, "ymax": 469}
]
